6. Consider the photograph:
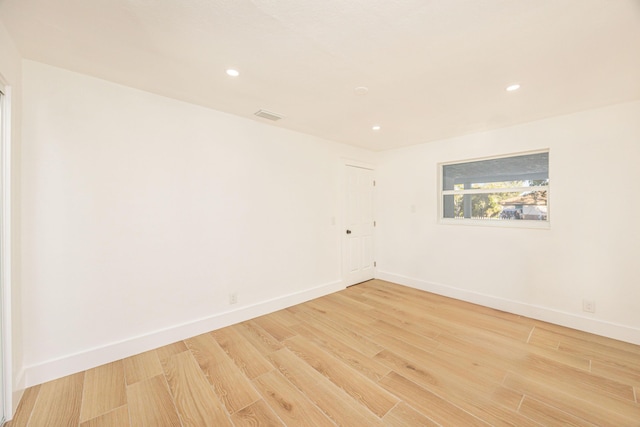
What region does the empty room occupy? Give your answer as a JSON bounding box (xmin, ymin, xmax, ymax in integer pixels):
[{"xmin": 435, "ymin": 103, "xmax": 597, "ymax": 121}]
[{"xmin": 1, "ymin": 0, "xmax": 639, "ymax": 425}]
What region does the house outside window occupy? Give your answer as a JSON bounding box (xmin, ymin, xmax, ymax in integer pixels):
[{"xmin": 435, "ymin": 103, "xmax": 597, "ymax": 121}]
[{"xmin": 440, "ymin": 151, "xmax": 549, "ymax": 227}]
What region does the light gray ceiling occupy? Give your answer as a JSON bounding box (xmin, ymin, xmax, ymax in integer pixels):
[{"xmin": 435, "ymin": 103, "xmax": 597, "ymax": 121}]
[{"xmin": 1, "ymin": 0, "xmax": 639, "ymax": 151}]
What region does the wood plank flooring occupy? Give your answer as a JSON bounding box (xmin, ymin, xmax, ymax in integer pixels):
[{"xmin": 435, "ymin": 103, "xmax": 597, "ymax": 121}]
[{"xmin": 7, "ymin": 279, "xmax": 640, "ymax": 426}]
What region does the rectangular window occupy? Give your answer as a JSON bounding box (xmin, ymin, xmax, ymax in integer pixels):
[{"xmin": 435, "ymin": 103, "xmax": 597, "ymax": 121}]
[{"xmin": 440, "ymin": 151, "xmax": 549, "ymax": 226}]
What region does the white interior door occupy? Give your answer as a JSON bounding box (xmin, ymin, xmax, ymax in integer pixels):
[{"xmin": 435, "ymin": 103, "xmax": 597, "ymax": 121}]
[{"xmin": 343, "ymin": 165, "xmax": 375, "ymax": 286}]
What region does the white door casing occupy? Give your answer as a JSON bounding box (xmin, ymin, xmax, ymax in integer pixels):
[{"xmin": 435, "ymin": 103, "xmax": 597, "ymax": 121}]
[
  {"xmin": 343, "ymin": 165, "xmax": 374, "ymax": 286},
  {"xmin": 0, "ymin": 79, "xmax": 10, "ymax": 423}
]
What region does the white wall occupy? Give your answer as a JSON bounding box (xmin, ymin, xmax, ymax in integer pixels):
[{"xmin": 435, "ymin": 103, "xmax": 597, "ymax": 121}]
[
  {"xmin": 376, "ymin": 100, "xmax": 640, "ymax": 344},
  {"xmin": 21, "ymin": 60, "xmax": 375, "ymax": 386},
  {"xmin": 0, "ymin": 17, "xmax": 23, "ymax": 418},
  {"xmin": 17, "ymin": 58, "xmax": 640, "ymax": 390}
]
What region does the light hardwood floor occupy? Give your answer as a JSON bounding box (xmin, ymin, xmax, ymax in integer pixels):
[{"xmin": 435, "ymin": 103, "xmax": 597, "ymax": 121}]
[{"xmin": 7, "ymin": 280, "xmax": 640, "ymax": 426}]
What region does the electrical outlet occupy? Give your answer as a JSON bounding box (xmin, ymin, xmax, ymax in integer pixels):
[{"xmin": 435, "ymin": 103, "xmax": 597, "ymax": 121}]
[
  {"xmin": 582, "ymin": 299, "xmax": 595, "ymax": 313},
  {"xmin": 229, "ymin": 292, "xmax": 238, "ymax": 305}
]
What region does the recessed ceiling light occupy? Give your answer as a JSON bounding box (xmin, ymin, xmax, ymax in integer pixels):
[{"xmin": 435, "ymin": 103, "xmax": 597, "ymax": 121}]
[
  {"xmin": 372, "ymin": 125, "xmax": 381, "ymax": 131},
  {"xmin": 506, "ymin": 83, "xmax": 521, "ymax": 92},
  {"xmin": 226, "ymin": 69, "xmax": 240, "ymax": 77},
  {"xmin": 354, "ymin": 86, "xmax": 369, "ymax": 95}
]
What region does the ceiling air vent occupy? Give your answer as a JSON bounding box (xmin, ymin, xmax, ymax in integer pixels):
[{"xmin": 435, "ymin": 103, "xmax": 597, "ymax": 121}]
[{"xmin": 254, "ymin": 109, "xmax": 284, "ymax": 121}]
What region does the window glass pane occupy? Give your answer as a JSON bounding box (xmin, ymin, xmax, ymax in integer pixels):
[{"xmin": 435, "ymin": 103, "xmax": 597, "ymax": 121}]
[
  {"xmin": 443, "ymin": 152, "xmax": 548, "ymax": 190},
  {"xmin": 441, "ymin": 151, "xmax": 549, "ymax": 224},
  {"xmin": 444, "ymin": 190, "xmax": 548, "ymax": 220}
]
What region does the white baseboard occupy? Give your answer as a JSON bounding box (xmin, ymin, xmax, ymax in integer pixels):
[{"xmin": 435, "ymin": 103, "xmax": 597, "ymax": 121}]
[
  {"xmin": 377, "ymin": 271, "xmax": 640, "ymax": 346},
  {"xmin": 23, "ymin": 280, "xmax": 346, "ymax": 388},
  {"xmin": 1, "ymin": 369, "xmax": 25, "ymax": 422},
  {"xmin": 10, "ymin": 370, "xmax": 25, "ymax": 418}
]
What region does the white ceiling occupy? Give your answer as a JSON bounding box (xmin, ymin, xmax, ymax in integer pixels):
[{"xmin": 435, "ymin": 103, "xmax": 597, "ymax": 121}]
[{"xmin": 1, "ymin": 0, "xmax": 639, "ymax": 151}]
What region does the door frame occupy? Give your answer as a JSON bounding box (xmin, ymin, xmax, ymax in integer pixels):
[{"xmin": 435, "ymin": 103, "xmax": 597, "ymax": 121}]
[
  {"xmin": 0, "ymin": 76, "xmax": 13, "ymax": 423},
  {"xmin": 342, "ymin": 159, "xmax": 376, "ymax": 286}
]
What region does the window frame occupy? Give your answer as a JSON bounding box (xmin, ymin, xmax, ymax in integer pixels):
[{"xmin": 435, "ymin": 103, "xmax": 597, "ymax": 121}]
[{"xmin": 438, "ymin": 150, "xmax": 550, "ymax": 229}]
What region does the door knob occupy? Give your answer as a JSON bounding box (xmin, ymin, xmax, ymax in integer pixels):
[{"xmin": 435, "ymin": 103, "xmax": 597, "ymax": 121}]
[{"xmin": 346, "ymin": 230, "xmax": 352, "ymax": 234}]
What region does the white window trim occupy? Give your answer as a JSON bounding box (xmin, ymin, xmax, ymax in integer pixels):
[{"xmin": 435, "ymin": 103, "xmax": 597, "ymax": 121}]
[{"xmin": 438, "ymin": 149, "xmax": 550, "ymax": 229}]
